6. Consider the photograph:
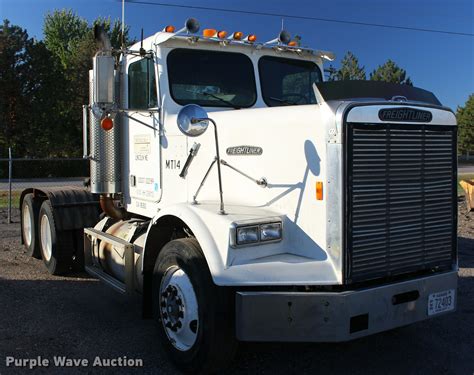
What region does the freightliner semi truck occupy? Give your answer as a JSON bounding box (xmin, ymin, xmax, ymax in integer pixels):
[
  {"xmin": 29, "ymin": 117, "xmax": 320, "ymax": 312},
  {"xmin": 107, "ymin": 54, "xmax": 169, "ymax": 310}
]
[{"xmin": 19, "ymin": 18, "xmax": 458, "ymax": 373}]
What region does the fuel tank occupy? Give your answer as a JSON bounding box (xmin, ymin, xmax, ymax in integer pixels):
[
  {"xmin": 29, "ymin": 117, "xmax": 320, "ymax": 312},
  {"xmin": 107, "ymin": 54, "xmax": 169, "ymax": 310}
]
[{"xmin": 97, "ymin": 219, "xmax": 146, "ymax": 292}]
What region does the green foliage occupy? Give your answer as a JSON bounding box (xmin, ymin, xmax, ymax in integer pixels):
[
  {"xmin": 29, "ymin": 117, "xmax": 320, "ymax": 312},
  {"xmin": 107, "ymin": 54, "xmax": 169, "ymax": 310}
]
[
  {"xmin": 1, "ymin": 10, "xmax": 132, "ymax": 160},
  {"xmin": 456, "ymin": 94, "xmax": 474, "ymax": 153},
  {"xmin": 369, "ymin": 59, "xmax": 413, "ymax": 86},
  {"xmin": 43, "ymin": 9, "xmax": 89, "ymax": 69},
  {"xmin": 0, "ymin": 19, "xmax": 65, "ymax": 157},
  {"xmin": 328, "ymin": 51, "xmax": 366, "ymax": 81}
]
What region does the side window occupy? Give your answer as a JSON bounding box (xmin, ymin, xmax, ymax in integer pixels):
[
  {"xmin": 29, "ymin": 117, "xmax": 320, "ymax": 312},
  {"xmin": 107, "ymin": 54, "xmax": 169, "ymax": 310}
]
[{"xmin": 128, "ymin": 58, "xmax": 157, "ymax": 109}]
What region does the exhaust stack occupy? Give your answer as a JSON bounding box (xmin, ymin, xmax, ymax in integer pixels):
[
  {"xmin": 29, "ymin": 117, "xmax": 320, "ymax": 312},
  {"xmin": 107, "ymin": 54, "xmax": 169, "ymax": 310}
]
[{"xmin": 89, "ymin": 26, "xmax": 122, "ymax": 201}]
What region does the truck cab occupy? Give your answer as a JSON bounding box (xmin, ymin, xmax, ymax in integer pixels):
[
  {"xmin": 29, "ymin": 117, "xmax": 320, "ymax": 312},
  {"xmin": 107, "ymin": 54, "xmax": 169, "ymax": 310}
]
[{"xmin": 20, "ymin": 19, "xmax": 457, "ymax": 373}]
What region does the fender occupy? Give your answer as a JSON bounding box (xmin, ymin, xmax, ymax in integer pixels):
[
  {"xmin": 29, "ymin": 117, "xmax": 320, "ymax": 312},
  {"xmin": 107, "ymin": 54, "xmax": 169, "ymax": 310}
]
[
  {"xmin": 141, "ymin": 203, "xmax": 226, "ymax": 284},
  {"xmin": 19, "ymin": 187, "xmax": 100, "ymax": 243},
  {"xmin": 140, "ymin": 202, "xmax": 231, "ymax": 317}
]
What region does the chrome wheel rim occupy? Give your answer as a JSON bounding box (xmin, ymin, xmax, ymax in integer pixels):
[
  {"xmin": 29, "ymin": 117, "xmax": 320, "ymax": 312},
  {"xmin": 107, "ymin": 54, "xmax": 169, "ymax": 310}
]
[
  {"xmin": 22, "ymin": 205, "xmax": 32, "ymax": 247},
  {"xmin": 159, "ymin": 266, "xmax": 199, "ymax": 351},
  {"xmin": 40, "ymin": 214, "xmax": 52, "ymax": 262}
]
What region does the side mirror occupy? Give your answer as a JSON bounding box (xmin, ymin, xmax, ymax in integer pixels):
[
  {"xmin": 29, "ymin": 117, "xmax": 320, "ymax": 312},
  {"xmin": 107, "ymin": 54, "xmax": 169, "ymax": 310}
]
[{"xmin": 177, "ymin": 104, "xmax": 209, "ymax": 137}]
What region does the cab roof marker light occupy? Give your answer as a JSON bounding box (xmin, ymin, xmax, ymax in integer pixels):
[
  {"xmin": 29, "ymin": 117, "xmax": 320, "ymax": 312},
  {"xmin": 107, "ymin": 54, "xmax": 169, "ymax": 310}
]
[
  {"xmin": 243, "ymin": 34, "xmax": 257, "ymax": 43},
  {"xmin": 203, "ymin": 28, "xmax": 217, "ymax": 38},
  {"xmin": 163, "ymin": 25, "xmax": 175, "ymax": 33},
  {"xmin": 217, "ymin": 30, "xmax": 228, "ymax": 39},
  {"xmin": 228, "ymin": 31, "xmax": 244, "ymax": 40}
]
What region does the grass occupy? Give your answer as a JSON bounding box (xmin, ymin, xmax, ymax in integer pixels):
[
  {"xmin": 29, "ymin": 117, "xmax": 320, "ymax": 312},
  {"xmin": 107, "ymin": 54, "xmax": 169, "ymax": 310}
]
[
  {"xmin": 0, "ymin": 191, "xmax": 21, "ymax": 209},
  {"xmin": 458, "ymin": 173, "xmax": 474, "ymax": 197}
]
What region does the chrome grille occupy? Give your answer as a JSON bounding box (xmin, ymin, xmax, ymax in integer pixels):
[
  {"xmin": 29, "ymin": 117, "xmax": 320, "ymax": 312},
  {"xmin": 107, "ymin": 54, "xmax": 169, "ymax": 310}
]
[{"xmin": 346, "ymin": 123, "xmax": 456, "ymax": 283}]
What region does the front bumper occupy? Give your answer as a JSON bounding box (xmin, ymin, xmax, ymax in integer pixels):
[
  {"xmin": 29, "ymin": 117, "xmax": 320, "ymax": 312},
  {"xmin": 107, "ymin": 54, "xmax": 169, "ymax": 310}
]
[{"xmin": 236, "ymin": 271, "xmax": 457, "ymax": 342}]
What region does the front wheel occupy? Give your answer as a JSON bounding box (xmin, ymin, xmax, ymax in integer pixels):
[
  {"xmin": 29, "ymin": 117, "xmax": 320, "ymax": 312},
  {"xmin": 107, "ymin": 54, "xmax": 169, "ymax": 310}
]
[{"xmin": 152, "ymin": 238, "xmax": 237, "ymax": 373}]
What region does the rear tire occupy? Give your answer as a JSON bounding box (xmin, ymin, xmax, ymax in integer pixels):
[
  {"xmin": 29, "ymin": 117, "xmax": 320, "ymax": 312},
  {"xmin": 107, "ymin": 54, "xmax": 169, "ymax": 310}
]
[
  {"xmin": 21, "ymin": 194, "xmax": 41, "ymax": 259},
  {"xmin": 152, "ymin": 238, "xmax": 237, "ymax": 373},
  {"xmin": 38, "ymin": 200, "xmax": 74, "ymax": 275}
]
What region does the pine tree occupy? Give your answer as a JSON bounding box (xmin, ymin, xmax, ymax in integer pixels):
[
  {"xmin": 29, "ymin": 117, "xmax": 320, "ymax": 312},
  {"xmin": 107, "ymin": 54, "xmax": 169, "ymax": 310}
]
[
  {"xmin": 328, "ymin": 51, "xmax": 366, "ymax": 81},
  {"xmin": 457, "ymin": 94, "xmax": 474, "ymax": 156},
  {"xmin": 370, "ymin": 59, "xmax": 413, "ymax": 86}
]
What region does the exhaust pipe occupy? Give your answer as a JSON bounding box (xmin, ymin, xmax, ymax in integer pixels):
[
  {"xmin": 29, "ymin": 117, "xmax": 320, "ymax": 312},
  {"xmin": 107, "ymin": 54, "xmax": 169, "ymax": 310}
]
[
  {"xmin": 100, "ymin": 195, "xmax": 128, "ymax": 220},
  {"xmin": 90, "ymin": 25, "xmax": 124, "ymax": 215},
  {"xmin": 94, "ymin": 25, "xmax": 112, "ymax": 52}
]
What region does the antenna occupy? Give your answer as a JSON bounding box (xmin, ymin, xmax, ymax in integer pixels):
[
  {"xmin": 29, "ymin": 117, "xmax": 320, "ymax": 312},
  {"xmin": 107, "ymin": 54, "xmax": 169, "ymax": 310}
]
[
  {"xmin": 139, "ymin": 28, "xmax": 146, "ymax": 56},
  {"xmin": 121, "ymin": 0, "xmax": 125, "ymax": 48}
]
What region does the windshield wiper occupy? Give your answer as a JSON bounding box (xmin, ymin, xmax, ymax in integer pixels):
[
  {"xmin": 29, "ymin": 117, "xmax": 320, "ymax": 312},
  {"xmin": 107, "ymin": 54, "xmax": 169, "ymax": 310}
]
[
  {"xmin": 269, "ymin": 96, "xmax": 297, "ymax": 106},
  {"xmin": 203, "ymin": 92, "xmax": 241, "ymax": 109}
]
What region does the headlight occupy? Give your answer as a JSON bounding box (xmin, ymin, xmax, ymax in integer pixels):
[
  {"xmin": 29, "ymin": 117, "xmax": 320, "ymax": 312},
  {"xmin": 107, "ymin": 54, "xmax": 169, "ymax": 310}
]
[
  {"xmin": 233, "ymin": 221, "xmax": 283, "ymax": 247},
  {"xmin": 236, "ymin": 226, "xmax": 259, "ymax": 245},
  {"xmin": 260, "ymin": 222, "xmax": 282, "ymax": 242}
]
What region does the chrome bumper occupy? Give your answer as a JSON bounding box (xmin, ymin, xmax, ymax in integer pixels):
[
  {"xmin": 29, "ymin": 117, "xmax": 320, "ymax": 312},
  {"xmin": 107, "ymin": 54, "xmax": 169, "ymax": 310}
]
[{"xmin": 235, "ymin": 271, "xmax": 457, "ymax": 342}]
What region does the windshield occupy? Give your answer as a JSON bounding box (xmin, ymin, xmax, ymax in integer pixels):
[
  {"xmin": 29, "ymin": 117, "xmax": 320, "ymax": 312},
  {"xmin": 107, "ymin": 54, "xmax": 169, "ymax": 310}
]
[
  {"xmin": 167, "ymin": 49, "xmax": 257, "ymax": 108},
  {"xmin": 259, "ymin": 56, "xmax": 323, "ymax": 107}
]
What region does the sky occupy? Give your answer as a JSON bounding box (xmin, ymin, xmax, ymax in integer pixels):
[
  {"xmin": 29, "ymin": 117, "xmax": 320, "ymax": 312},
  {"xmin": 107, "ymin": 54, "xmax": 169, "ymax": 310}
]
[{"xmin": 1, "ymin": 0, "xmax": 473, "ymax": 110}]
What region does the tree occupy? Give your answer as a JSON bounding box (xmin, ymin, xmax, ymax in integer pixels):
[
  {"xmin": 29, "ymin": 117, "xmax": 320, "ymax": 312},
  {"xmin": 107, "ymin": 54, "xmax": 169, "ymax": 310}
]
[
  {"xmin": 0, "ymin": 19, "xmax": 65, "ymax": 157},
  {"xmin": 43, "ymin": 10, "xmax": 132, "ymax": 157},
  {"xmin": 369, "ymin": 59, "xmax": 413, "ymax": 86},
  {"xmin": 456, "ymin": 94, "xmax": 474, "ymax": 156},
  {"xmin": 328, "ymin": 51, "xmax": 366, "ymax": 81},
  {"xmin": 43, "ymin": 9, "xmax": 89, "ymax": 69}
]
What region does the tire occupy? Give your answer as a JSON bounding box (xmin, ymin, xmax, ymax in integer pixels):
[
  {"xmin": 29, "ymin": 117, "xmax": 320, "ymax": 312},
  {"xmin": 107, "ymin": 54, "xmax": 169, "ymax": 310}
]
[
  {"xmin": 38, "ymin": 200, "xmax": 74, "ymax": 275},
  {"xmin": 21, "ymin": 194, "xmax": 41, "ymax": 258},
  {"xmin": 152, "ymin": 238, "xmax": 237, "ymax": 374}
]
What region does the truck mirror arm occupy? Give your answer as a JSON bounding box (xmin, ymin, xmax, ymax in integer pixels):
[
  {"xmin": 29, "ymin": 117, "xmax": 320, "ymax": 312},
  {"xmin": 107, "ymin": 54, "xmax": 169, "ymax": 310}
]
[
  {"xmin": 190, "ymin": 117, "xmax": 226, "ymax": 215},
  {"xmin": 220, "ymin": 159, "xmax": 267, "ymax": 188},
  {"xmin": 121, "ymin": 111, "xmax": 160, "ymax": 131}
]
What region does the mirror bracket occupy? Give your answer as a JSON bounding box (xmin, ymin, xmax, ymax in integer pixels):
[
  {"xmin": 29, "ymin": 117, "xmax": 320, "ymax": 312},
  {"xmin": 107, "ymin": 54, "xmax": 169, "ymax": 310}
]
[{"xmin": 176, "ymin": 105, "xmax": 226, "ymax": 214}]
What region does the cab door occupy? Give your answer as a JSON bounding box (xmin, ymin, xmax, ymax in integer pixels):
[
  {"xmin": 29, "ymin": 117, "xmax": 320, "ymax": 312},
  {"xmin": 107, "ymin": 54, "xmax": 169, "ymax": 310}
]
[{"xmin": 122, "ymin": 55, "xmax": 162, "ymax": 216}]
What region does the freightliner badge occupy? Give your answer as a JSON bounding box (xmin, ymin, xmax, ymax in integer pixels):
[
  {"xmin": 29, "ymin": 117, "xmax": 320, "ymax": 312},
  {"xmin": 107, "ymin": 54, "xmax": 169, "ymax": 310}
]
[
  {"xmin": 226, "ymin": 146, "xmax": 263, "ymax": 156},
  {"xmin": 378, "ymin": 107, "xmax": 433, "ymax": 122}
]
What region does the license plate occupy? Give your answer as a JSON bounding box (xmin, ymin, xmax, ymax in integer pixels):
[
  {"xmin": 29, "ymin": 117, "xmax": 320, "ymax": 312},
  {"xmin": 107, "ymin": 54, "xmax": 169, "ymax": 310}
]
[{"xmin": 428, "ymin": 289, "xmax": 455, "ymax": 316}]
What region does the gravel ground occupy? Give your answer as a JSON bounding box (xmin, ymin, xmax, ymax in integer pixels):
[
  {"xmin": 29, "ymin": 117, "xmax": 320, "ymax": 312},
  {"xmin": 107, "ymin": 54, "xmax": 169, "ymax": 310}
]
[{"xmin": 0, "ymin": 203, "xmax": 473, "ymax": 375}]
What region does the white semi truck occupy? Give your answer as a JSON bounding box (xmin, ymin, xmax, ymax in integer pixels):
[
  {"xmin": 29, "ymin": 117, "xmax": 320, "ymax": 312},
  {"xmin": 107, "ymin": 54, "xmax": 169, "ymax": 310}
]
[{"xmin": 20, "ymin": 19, "xmax": 458, "ymax": 373}]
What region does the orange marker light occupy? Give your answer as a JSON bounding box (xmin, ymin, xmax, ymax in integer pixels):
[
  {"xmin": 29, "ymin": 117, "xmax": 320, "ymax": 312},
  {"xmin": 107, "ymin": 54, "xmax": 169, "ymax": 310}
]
[
  {"xmin": 164, "ymin": 25, "xmax": 175, "ymax": 33},
  {"xmin": 217, "ymin": 30, "xmax": 227, "ymax": 39},
  {"xmin": 233, "ymin": 31, "xmax": 243, "ymax": 40},
  {"xmin": 248, "ymin": 34, "xmax": 257, "ymax": 42},
  {"xmin": 288, "ymin": 40, "xmax": 298, "ymax": 47},
  {"xmin": 316, "ymin": 181, "xmax": 323, "ymax": 200},
  {"xmin": 203, "ymin": 28, "xmax": 217, "ymax": 37},
  {"xmin": 101, "ymin": 117, "xmax": 113, "ymax": 131}
]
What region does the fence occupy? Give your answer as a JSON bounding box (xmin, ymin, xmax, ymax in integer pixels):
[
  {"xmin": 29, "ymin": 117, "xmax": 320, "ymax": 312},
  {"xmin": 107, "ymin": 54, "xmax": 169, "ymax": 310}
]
[{"xmin": 0, "ymin": 148, "xmax": 89, "ymax": 223}]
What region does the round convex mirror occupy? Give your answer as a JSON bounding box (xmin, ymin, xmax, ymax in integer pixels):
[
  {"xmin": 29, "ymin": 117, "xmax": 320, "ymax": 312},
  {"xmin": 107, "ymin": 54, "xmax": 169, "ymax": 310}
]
[{"xmin": 177, "ymin": 104, "xmax": 209, "ymax": 137}]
